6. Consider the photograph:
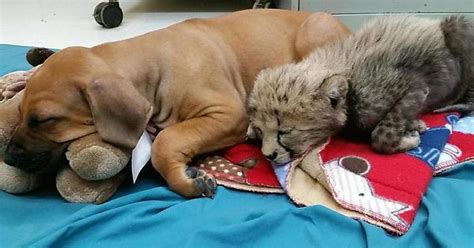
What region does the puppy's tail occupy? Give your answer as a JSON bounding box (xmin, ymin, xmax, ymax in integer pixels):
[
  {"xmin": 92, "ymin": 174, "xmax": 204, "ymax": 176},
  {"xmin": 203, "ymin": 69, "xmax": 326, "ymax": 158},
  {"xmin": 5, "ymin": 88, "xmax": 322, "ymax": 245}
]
[{"xmin": 440, "ymin": 16, "xmax": 474, "ymax": 113}]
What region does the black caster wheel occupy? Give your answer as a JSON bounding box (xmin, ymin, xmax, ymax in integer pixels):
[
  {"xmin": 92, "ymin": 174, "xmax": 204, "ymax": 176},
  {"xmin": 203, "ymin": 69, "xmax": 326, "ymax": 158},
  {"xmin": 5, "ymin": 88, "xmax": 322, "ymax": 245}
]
[
  {"xmin": 93, "ymin": 1, "xmax": 123, "ymax": 28},
  {"xmin": 253, "ymin": 0, "xmax": 275, "ymax": 9}
]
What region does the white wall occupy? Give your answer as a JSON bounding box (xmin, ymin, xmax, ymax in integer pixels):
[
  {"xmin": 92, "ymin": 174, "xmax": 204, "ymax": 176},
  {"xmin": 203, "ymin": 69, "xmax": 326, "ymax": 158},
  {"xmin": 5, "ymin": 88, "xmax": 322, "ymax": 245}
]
[{"xmin": 277, "ymin": 0, "xmax": 474, "ymax": 30}]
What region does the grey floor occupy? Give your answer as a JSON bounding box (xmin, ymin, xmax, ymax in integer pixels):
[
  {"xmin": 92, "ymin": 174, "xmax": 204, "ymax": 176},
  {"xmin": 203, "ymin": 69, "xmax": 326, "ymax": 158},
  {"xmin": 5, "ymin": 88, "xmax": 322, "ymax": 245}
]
[{"xmin": 0, "ymin": 0, "xmax": 254, "ymax": 48}]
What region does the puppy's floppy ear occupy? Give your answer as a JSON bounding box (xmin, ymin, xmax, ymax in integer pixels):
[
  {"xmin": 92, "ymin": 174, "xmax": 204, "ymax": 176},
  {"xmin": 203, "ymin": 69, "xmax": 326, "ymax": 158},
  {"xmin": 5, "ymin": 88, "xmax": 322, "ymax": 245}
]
[
  {"xmin": 319, "ymin": 74, "xmax": 349, "ymax": 108},
  {"xmin": 85, "ymin": 74, "xmax": 153, "ymax": 149}
]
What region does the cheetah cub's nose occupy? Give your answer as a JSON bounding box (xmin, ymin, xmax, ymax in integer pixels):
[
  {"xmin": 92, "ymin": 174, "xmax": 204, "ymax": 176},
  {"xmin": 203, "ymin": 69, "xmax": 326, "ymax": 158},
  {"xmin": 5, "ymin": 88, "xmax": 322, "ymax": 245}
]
[{"xmin": 264, "ymin": 151, "xmax": 278, "ymax": 161}]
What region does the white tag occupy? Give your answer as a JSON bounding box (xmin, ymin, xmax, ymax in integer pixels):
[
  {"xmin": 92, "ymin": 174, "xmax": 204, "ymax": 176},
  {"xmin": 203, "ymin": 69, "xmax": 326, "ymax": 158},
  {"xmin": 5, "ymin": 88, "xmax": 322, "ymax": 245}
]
[{"xmin": 131, "ymin": 131, "xmax": 153, "ymax": 183}]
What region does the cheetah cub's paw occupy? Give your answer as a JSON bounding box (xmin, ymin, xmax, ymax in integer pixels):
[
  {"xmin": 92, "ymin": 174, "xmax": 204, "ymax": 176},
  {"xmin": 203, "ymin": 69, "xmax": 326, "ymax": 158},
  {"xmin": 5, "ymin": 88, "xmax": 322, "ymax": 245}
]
[
  {"xmin": 371, "ymin": 127, "xmax": 421, "ymax": 154},
  {"xmin": 397, "ymin": 130, "xmax": 421, "ymax": 151},
  {"xmin": 407, "ymin": 119, "xmax": 427, "ymax": 133}
]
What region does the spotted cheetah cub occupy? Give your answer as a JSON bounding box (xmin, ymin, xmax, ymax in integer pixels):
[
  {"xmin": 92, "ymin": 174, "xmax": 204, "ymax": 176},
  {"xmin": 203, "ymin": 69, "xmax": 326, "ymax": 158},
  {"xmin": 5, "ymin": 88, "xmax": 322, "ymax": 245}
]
[{"xmin": 247, "ymin": 16, "xmax": 474, "ymax": 163}]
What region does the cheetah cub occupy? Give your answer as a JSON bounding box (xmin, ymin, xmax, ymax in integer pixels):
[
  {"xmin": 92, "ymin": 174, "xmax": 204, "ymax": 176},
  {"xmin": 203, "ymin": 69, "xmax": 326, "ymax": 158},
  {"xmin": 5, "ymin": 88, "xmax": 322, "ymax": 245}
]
[{"xmin": 247, "ymin": 16, "xmax": 474, "ymax": 163}]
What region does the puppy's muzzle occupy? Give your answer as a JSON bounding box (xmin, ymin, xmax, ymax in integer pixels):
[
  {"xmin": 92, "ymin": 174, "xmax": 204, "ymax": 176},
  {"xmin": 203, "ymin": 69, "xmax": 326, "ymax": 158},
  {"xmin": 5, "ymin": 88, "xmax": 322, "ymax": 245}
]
[{"xmin": 4, "ymin": 142, "xmax": 56, "ymax": 174}]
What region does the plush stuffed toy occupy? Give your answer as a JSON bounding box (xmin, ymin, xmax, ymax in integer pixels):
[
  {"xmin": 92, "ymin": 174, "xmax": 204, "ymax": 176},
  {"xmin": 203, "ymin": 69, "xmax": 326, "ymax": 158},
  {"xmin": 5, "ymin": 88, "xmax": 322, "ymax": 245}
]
[{"xmin": 0, "ymin": 48, "xmax": 131, "ymax": 204}]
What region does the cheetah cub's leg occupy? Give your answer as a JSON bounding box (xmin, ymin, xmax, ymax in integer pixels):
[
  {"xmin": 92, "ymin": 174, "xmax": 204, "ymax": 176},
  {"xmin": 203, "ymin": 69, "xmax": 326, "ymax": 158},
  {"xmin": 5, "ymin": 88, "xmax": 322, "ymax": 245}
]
[{"xmin": 371, "ymin": 87, "xmax": 429, "ymax": 154}]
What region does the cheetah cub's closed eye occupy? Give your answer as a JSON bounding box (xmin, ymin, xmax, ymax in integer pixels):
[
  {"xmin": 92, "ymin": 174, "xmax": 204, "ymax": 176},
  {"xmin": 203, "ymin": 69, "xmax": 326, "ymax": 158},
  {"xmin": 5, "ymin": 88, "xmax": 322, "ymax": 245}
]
[{"xmin": 247, "ymin": 16, "xmax": 474, "ymax": 163}]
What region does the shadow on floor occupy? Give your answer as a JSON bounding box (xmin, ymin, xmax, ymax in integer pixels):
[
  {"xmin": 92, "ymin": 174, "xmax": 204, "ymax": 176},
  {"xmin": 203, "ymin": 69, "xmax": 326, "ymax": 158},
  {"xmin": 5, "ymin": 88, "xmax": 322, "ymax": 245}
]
[{"xmin": 126, "ymin": 0, "xmax": 255, "ymax": 13}]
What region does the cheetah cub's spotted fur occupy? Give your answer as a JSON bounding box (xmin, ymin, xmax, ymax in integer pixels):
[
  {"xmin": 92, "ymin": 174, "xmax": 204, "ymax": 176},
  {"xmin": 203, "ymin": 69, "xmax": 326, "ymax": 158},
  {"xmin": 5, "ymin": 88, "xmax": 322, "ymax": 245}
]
[{"xmin": 247, "ymin": 16, "xmax": 474, "ymax": 163}]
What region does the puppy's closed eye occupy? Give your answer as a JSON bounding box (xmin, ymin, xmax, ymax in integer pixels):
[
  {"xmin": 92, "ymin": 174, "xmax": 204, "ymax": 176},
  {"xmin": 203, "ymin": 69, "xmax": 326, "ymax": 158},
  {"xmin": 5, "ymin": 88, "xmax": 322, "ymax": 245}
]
[{"xmin": 28, "ymin": 116, "xmax": 58, "ymax": 128}]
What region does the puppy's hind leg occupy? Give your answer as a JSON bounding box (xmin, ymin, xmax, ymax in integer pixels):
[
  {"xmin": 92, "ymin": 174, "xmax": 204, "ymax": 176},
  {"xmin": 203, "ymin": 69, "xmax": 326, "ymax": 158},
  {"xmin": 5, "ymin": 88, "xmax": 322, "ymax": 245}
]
[{"xmin": 371, "ymin": 85, "xmax": 429, "ymax": 154}]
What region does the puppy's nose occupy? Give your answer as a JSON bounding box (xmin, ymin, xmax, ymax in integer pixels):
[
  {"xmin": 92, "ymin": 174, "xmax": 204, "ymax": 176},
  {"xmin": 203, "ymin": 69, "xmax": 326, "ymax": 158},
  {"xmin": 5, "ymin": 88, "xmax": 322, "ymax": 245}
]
[
  {"xmin": 264, "ymin": 151, "xmax": 278, "ymax": 161},
  {"xmin": 4, "ymin": 142, "xmax": 25, "ymax": 167}
]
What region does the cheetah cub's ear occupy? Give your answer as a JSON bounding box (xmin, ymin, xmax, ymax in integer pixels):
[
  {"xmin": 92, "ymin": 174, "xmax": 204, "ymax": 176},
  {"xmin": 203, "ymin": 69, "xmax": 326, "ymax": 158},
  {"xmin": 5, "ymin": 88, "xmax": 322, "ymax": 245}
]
[
  {"xmin": 246, "ymin": 124, "xmax": 258, "ymax": 139},
  {"xmin": 317, "ymin": 74, "xmax": 349, "ymax": 108}
]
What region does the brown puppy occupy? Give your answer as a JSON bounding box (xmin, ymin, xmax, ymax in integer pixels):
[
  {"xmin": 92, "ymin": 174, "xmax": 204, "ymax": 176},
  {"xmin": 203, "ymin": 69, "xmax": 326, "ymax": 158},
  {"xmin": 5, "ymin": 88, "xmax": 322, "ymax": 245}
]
[{"xmin": 5, "ymin": 9, "xmax": 351, "ymax": 197}]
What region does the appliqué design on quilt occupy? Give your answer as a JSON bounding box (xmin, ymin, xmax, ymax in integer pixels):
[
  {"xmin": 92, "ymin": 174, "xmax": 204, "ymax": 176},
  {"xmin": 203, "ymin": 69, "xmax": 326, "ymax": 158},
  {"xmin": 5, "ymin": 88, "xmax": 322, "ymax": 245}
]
[
  {"xmin": 197, "ymin": 156, "xmax": 247, "ymax": 184},
  {"xmin": 453, "ymin": 116, "xmax": 474, "ymax": 135},
  {"xmin": 434, "ymin": 115, "xmax": 474, "ymax": 173},
  {"xmin": 272, "ymin": 162, "xmax": 291, "ymax": 191},
  {"xmin": 325, "ymin": 156, "xmax": 412, "ymax": 227},
  {"xmin": 437, "ymin": 143, "xmax": 462, "ymax": 168},
  {"xmin": 194, "ymin": 143, "xmax": 283, "ymax": 192},
  {"xmin": 407, "ymin": 114, "xmax": 458, "ymax": 169}
]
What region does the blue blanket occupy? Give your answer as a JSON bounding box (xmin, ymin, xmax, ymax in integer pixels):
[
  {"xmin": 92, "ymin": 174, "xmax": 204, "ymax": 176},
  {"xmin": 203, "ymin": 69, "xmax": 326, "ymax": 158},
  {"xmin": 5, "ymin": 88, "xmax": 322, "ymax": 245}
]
[{"xmin": 1, "ymin": 44, "xmax": 473, "ymax": 247}]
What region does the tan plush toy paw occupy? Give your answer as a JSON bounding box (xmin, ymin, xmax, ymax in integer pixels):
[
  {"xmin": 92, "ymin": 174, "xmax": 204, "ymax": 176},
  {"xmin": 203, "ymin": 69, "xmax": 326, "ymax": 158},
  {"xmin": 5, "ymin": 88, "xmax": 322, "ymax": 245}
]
[
  {"xmin": 0, "ymin": 68, "xmax": 37, "ymax": 101},
  {"xmin": 66, "ymin": 133, "xmax": 131, "ymax": 181},
  {"xmin": 0, "ymin": 48, "xmax": 132, "ymax": 203},
  {"xmin": 56, "ymin": 166, "xmax": 127, "ymax": 204},
  {"xmin": 57, "ymin": 133, "xmax": 131, "ymax": 204}
]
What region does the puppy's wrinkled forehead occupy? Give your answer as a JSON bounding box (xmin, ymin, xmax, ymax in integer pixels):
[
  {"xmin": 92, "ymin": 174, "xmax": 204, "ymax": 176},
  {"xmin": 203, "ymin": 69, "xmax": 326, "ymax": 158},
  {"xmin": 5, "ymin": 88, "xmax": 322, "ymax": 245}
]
[
  {"xmin": 248, "ymin": 63, "xmax": 332, "ymax": 122},
  {"xmin": 22, "ymin": 48, "xmax": 105, "ymax": 101},
  {"xmin": 20, "ymin": 47, "xmax": 106, "ymax": 122},
  {"xmin": 35, "ymin": 47, "xmax": 100, "ymax": 78}
]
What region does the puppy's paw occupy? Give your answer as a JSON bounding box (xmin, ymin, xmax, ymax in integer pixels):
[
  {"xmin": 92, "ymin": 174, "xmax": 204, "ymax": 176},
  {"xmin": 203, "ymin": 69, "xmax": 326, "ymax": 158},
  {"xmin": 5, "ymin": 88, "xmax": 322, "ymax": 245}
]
[{"xmin": 185, "ymin": 167, "xmax": 217, "ymax": 198}]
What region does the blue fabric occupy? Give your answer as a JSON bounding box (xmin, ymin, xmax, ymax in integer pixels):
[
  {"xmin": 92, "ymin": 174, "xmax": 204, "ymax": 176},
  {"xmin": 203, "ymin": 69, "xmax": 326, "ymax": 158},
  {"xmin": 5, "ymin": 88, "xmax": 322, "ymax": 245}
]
[
  {"xmin": 1, "ymin": 44, "xmax": 473, "ymax": 247},
  {"xmin": 407, "ymin": 118, "xmax": 454, "ymax": 169}
]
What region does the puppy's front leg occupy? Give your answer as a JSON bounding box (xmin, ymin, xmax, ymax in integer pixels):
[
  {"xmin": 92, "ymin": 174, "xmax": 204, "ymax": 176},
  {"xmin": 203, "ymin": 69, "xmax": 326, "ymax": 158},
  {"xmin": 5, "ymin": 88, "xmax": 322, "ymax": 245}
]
[{"xmin": 151, "ymin": 109, "xmax": 247, "ymax": 198}]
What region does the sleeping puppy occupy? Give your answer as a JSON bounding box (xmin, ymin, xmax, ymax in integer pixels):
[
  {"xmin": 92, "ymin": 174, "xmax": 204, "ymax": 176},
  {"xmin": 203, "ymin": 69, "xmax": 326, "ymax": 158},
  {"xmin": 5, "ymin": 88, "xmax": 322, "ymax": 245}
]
[{"xmin": 4, "ymin": 9, "xmax": 351, "ymax": 197}]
